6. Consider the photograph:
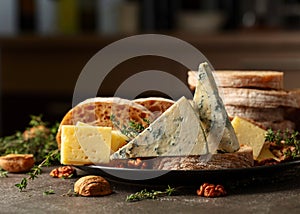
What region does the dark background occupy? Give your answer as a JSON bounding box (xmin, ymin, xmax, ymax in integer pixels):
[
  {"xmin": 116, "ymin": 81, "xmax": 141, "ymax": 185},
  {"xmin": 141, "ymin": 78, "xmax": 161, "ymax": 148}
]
[{"xmin": 1, "ymin": 0, "xmax": 300, "ymax": 136}]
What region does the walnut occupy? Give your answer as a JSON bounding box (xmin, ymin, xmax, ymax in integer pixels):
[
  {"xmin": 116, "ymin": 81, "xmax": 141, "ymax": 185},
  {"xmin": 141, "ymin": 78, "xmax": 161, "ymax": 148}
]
[
  {"xmin": 197, "ymin": 183, "xmax": 226, "ymax": 197},
  {"xmin": 0, "ymin": 154, "xmax": 35, "ymax": 173},
  {"xmin": 74, "ymin": 175, "xmax": 112, "ymax": 197},
  {"xmin": 127, "ymin": 158, "xmax": 148, "ymax": 169},
  {"xmin": 50, "ymin": 166, "xmax": 76, "ymax": 178}
]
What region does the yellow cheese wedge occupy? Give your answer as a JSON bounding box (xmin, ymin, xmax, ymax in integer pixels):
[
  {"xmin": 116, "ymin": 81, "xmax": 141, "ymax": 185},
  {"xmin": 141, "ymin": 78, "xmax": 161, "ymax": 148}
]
[
  {"xmin": 111, "ymin": 131, "xmax": 128, "ymax": 152},
  {"xmin": 61, "ymin": 125, "xmax": 111, "ymax": 165},
  {"xmin": 231, "ymin": 116, "xmax": 266, "ymax": 160},
  {"xmin": 76, "ymin": 122, "xmax": 128, "ymax": 153},
  {"xmin": 257, "ymin": 144, "xmax": 280, "ymax": 162}
]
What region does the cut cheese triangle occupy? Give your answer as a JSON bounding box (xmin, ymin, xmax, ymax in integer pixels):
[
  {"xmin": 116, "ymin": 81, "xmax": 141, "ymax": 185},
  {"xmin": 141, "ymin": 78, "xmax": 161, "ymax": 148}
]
[
  {"xmin": 76, "ymin": 122, "xmax": 128, "ymax": 153},
  {"xmin": 61, "ymin": 125, "xmax": 111, "ymax": 165},
  {"xmin": 193, "ymin": 62, "xmax": 239, "ymax": 153},
  {"xmin": 256, "ymin": 144, "xmax": 280, "ymax": 162},
  {"xmin": 231, "ymin": 116, "xmax": 266, "ymax": 159},
  {"xmin": 111, "ymin": 96, "xmax": 208, "ymax": 159}
]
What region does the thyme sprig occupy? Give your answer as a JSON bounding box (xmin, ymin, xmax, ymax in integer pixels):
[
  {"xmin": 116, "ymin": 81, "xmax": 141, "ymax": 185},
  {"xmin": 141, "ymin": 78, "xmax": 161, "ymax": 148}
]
[
  {"xmin": 110, "ymin": 115, "xmax": 149, "ymax": 140},
  {"xmin": 0, "ymin": 168, "xmax": 8, "ymax": 178},
  {"xmin": 43, "ymin": 188, "xmax": 55, "ymax": 195},
  {"xmin": 0, "ymin": 115, "xmax": 59, "ymax": 163},
  {"xmin": 126, "ymin": 185, "xmax": 176, "ymax": 202},
  {"xmin": 265, "ymin": 129, "xmax": 300, "ymax": 159},
  {"xmin": 62, "ymin": 189, "xmax": 79, "ymax": 197},
  {"xmin": 15, "ymin": 149, "xmax": 60, "ymax": 191}
]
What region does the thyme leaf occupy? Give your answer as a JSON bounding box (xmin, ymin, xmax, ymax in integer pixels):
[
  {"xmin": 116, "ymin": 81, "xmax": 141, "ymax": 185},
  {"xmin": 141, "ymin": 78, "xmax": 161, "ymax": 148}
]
[
  {"xmin": 126, "ymin": 185, "xmax": 176, "ymax": 202},
  {"xmin": 265, "ymin": 129, "xmax": 300, "ymax": 159},
  {"xmin": 110, "ymin": 114, "xmax": 148, "ymax": 140},
  {"xmin": 0, "ymin": 168, "xmax": 8, "ymax": 178},
  {"xmin": 43, "ymin": 188, "xmax": 55, "ymax": 195},
  {"xmin": 15, "ymin": 149, "xmax": 60, "ymax": 192}
]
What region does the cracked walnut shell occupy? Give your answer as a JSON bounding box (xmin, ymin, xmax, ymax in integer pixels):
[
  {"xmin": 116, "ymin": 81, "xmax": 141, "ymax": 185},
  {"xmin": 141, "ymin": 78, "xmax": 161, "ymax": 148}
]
[{"xmin": 74, "ymin": 175, "xmax": 112, "ymax": 197}]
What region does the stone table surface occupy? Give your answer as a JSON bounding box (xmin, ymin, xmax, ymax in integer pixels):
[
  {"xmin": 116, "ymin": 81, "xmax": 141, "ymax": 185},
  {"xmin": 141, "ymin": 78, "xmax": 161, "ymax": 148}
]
[{"xmin": 1, "ymin": 165, "xmax": 300, "ymax": 214}]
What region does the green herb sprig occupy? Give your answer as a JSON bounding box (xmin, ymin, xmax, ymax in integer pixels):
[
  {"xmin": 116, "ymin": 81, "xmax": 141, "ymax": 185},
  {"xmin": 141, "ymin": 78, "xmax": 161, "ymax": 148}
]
[
  {"xmin": 0, "ymin": 168, "xmax": 8, "ymax": 178},
  {"xmin": 126, "ymin": 185, "xmax": 176, "ymax": 202},
  {"xmin": 110, "ymin": 115, "xmax": 149, "ymax": 140},
  {"xmin": 265, "ymin": 129, "xmax": 300, "ymax": 159},
  {"xmin": 15, "ymin": 149, "xmax": 60, "ymax": 191},
  {"xmin": 43, "ymin": 187, "xmax": 55, "ymax": 195},
  {"xmin": 62, "ymin": 189, "xmax": 79, "ymax": 197},
  {"xmin": 0, "ymin": 115, "xmax": 59, "ymax": 163}
]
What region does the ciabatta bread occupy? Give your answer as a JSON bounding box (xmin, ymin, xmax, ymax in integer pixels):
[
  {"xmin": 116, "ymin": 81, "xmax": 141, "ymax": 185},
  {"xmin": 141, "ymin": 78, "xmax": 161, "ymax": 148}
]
[
  {"xmin": 133, "ymin": 97, "xmax": 174, "ymax": 119},
  {"xmin": 56, "ymin": 97, "xmax": 155, "ymax": 148}
]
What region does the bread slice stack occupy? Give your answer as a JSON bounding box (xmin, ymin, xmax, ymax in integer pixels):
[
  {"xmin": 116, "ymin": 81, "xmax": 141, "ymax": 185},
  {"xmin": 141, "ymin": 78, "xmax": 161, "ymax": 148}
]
[{"xmin": 188, "ymin": 70, "xmax": 300, "ymax": 131}]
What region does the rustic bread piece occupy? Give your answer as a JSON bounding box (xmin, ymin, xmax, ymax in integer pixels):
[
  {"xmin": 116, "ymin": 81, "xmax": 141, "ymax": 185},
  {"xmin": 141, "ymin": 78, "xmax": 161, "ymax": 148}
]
[
  {"xmin": 221, "ymin": 88, "xmax": 299, "ymax": 108},
  {"xmin": 225, "ymin": 105, "xmax": 285, "ymax": 122},
  {"xmin": 188, "ymin": 70, "xmax": 284, "ymax": 91},
  {"xmin": 285, "ymin": 90, "xmax": 300, "ymax": 131},
  {"xmin": 289, "ymin": 89, "xmax": 300, "ymax": 107},
  {"xmin": 153, "ymin": 145, "xmax": 253, "ymax": 170},
  {"xmin": 256, "ymin": 120, "xmax": 295, "ymax": 131},
  {"xmin": 56, "ymin": 97, "xmax": 154, "ymax": 148},
  {"xmin": 106, "ymin": 145, "xmax": 253, "ymax": 170},
  {"xmin": 286, "ymin": 108, "xmax": 300, "ymax": 131},
  {"xmin": 133, "ymin": 97, "xmax": 175, "ymax": 118}
]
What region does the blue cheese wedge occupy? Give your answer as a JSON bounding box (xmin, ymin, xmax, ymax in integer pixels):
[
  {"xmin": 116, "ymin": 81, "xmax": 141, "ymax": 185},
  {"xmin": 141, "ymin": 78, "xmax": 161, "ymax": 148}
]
[
  {"xmin": 193, "ymin": 62, "xmax": 239, "ymax": 153},
  {"xmin": 111, "ymin": 96, "xmax": 208, "ymax": 159}
]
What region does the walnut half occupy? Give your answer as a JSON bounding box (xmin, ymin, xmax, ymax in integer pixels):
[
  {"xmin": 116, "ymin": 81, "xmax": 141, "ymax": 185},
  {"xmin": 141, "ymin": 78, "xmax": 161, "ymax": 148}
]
[
  {"xmin": 50, "ymin": 166, "xmax": 76, "ymax": 178},
  {"xmin": 0, "ymin": 154, "xmax": 35, "ymax": 173},
  {"xmin": 197, "ymin": 183, "xmax": 227, "ymax": 197},
  {"xmin": 74, "ymin": 175, "xmax": 112, "ymax": 197}
]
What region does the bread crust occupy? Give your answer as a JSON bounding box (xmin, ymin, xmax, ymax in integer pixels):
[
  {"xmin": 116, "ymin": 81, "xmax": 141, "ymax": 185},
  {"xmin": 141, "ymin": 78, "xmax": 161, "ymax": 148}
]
[
  {"xmin": 221, "ymin": 88, "xmax": 299, "ymax": 108},
  {"xmin": 153, "ymin": 145, "xmax": 254, "ymax": 170},
  {"xmin": 225, "ymin": 105, "xmax": 285, "ymax": 122},
  {"xmin": 188, "ymin": 70, "xmax": 284, "ymax": 90},
  {"xmin": 214, "ymin": 70, "xmax": 283, "ymax": 89},
  {"xmin": 133, "ymin": 97, "xmax": 174, "ymax": 118}
]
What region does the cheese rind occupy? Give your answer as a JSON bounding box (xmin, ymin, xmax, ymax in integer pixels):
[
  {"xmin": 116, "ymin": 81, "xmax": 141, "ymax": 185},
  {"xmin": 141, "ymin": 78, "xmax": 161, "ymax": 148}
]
[
  {"xmin": 111, "ymin": 97, "xmax": 208, "ymax": 159},
  {"xmin": 61, "ymin": 125, "xmax": 111, "ymax": 165},
  {"xmin": 231, "ymin": 116, "xmax": 266, "ymax": 160},
  {"xmin": 193, "ymin": 62, "xmax": 239, "ymax": 153}
]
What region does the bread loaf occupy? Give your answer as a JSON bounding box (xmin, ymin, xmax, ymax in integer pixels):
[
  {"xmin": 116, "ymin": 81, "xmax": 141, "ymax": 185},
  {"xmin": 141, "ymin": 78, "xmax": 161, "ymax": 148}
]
[
  {"xmin": 106, "ymin": 145, "xmax": 253, "ymax": 170},
  {"xmin": 225, "ymin": 105, "xmax": 285, "ymax": 122},
  {"xmin": 221, "ymin": 88, "xmax": 299, "ymax": 108},
  {"xmin": 188, "ymin": 70, "xmax": 284, "ymax": 91},
  {"xmin": 188, "ymin": 69, "xmax": 300, "ymax": 132},
  {"xmin": 256, "ymin": 120, "xmax": 295, "ymax": 131},
  {"xmin": 153, "ymin": 145, "xmax": 253, "ymax": 170},
  {"xmin": 56, "ymin": 97, "xmax": 155, "ymax": 148}
]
